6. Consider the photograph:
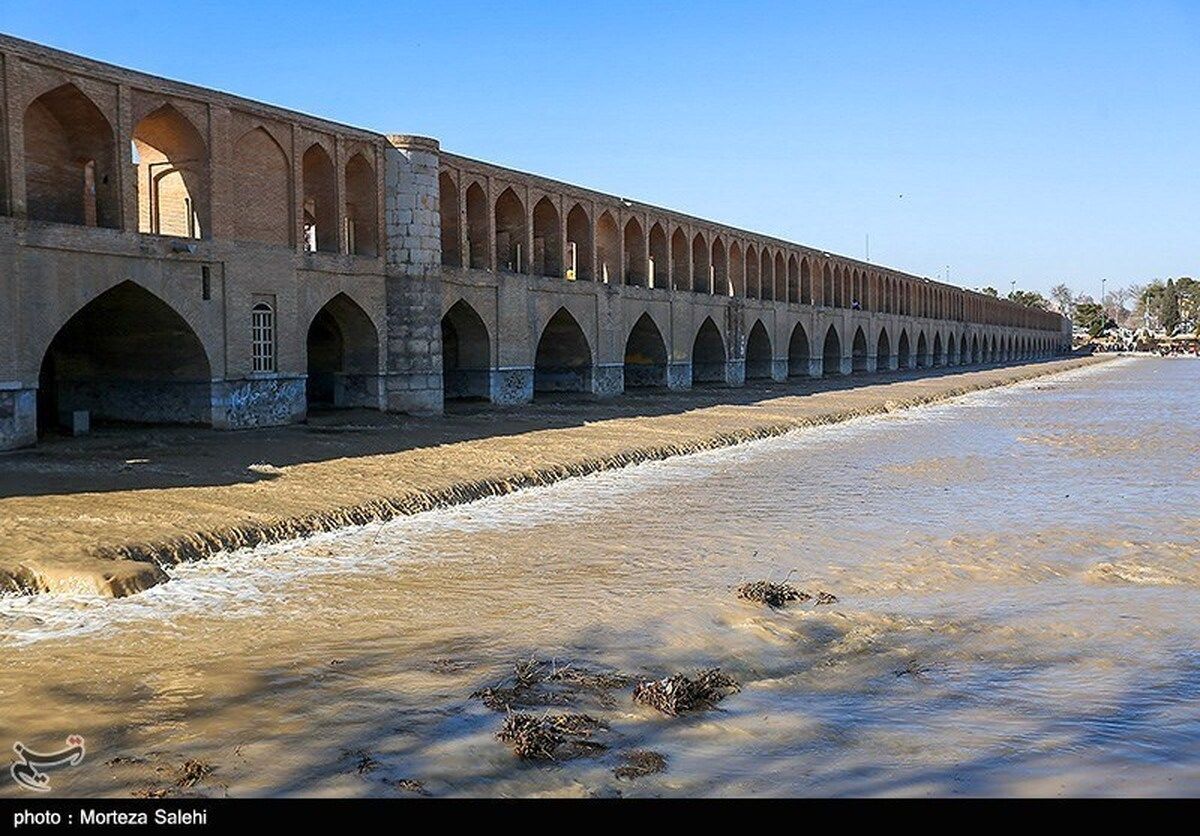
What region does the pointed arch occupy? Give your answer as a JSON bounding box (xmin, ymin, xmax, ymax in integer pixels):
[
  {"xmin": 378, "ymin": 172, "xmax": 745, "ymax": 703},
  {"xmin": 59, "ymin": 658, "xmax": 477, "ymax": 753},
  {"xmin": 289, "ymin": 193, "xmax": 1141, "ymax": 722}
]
[
  {"xmin": 729, "ymin": 241, "xmax": 745, "ymax": 298},
  {"xmin": 135, "ymin": 103, "xmax": 207, "ymax": 239},
  {"xmin": 623, "ymin": 216, "xmax": 647, "ymax": 285},
  {"xmin": 566, "ymin": 202, "xmax": 592, "ymax": 280},
  {"xmin": 916, "ymin": 331, "xmax": 929, "ymax": 368},
  {"xmin": 439, "ymin": 171, "xmax": 461, "ymax": 267},
  {"xmin": 535, "ymin": 308, "xmax": 592, "ymax": 394},
  {"xmin": 852, "ymin": 326, "xmax": 869, "ymax": 373},
  {"xmin": 691, "ymin": 231, "xmax": 710, "ymax": 293},
  {"xmin": 787, "ymin": 254, "xmax": 799, "ymax": 304},
  {"xmin": 533, "ymin": 197, "xmax": 562, "ymax": 278},
  {"xmin": 822, "ymin": 324, "xmax": 842, "ymax": 376},
  {"xmin": 596, "ymin": 211, "xmax": 619, "ymax": 283},
  {"xmin": 692, "ymin": 317, "xmax": 726, "ymax": 384},
  {"xmin": 303, "ymin": 143, "xmax": 338, "ymax": 253},
  {"xmin": 745, "ymin": 319, "xmax": 773, "ymax": 380},
  {"xmin": 898, "ymin": 329, "xmax": 911, "ymax": 368},
  {"xmin": 800, "ymin": 257, "xmax": 813, "ymax": 305},
  {"xmin": 788, "ymin": 322, "xmax": 810, "ymax": 377},
  {"xmin": 933, "ymin": 333, "xmax": 944, "ymax": 366},
  {"xmin": 345, "ymin": 153, "xmax": 378, "ymax": 256},
  {"xmin": 670, "ymin": 227, "xmax": 689, "ymax": 291},
  {"xmin": 232, "ymin": 126, "xmax": 291, "ymax": 245},
  {"xmin": 760, "ymin": 248, "xmax": 774, "ymax": 301},
  {"xmin": 24, "ymin": 83, "xmax": 119, "ymax": 228},
  {"xmin": 876, "ymin": 327, "xmax": 892, "ymax": 371},
  {"xmin": 307, "ymin": 293, "xmax": 380, "ymax": 409},
  {"xmin": 442, "ymin": 298, "xmax": 492, "ymax": 400},
  {"xmin": 624, "ymin": 312, "xmax": 669, "ymax": 389},
  {"xmin": 465, "ymin": 181, "xmax": 489, "ymax": 269},
  {"xmin": 648, "ymin": 222, "xmax": 668, "ymax": 289},
  {"xmin": 775, "ymin": 251, "xmax": 787, "ymax": 302},
  {"xmin": 712, "ymin": 237, "xmax": 729, "ymax": 296},
  {"xmin": 494, "ymin": 187, "xmax": 527, "ymax": 272},
  {"xmin": 37, "ymin": 281, "xmax": 211, "ymax": 432},
  {"xmin": 745, "ymin": 244, "xmax": 760, "ymax": 298}
]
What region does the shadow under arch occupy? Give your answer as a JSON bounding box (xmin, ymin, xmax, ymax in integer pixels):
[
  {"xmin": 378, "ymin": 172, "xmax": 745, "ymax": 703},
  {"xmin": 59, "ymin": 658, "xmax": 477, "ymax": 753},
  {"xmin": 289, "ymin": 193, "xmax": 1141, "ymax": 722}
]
[
  {"xmin": 535, "ymin": 308, "xmax": 592, "ymax": 395},
  {"xmin": 822, "ymin": 324, "xmax": 841, "ymax": 377},
  {"xmin": 624, "ymin": 312, "xmax": 669, "ymax": 389},
  {"xmin": 38, "ymin": 281, "xmax": 212, "ymax": 434},
  {"xmin": 306, "ymin": 293, "xmax": 380, "ymax": 409},
  {"xmin": 441, "ymin": 299, "xmax": 492, "ymax": 401},
  {"xmin": 898, "ymin": 329, "xmax": 911, "ymax": 368},
  {"xmin": 852, "ymin": 326, "xmax": 869, "ymax": 373},
  {"xmin": 691, "ymin": 317, "xmax": 727, "ymax": 385},
  {"xmin": 876, "ymin": 327, "xmax": 892, "ymax": 371},
  {"xmin": 745, "ymin": 319, "xmax": 772, "ymax": 380},
  {"xmin": 787, "ymin": 323, "xmax": 810, "ymax": 377}
]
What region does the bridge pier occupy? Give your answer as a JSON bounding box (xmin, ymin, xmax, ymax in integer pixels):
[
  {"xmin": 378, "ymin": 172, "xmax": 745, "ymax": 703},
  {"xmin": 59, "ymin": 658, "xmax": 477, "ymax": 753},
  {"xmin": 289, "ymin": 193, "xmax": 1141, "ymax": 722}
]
[
  {"xmin": 492, "ymin": 367, "xmax": 535, "ymax": 405},
  {"xmin": 0, "ymin": 386, "xmax": 37, "ymax": 450},
  {"xmin": 769, "ymin": 359, "xmax": 788, "ymax": 382},
  {"xmin": 593, "ymin": 364, "xmax": 624, "ymax": 398},
  {"xmin": 807, "ymin": 358, "xmax": 824, "ymax": 379},
  {"xmin": 726, "ymin": 360, "xmax": 746, "ymax": 387},
  {"xmin": 667, "ymin": 362, "xmax": 692, "ymax": 390}
]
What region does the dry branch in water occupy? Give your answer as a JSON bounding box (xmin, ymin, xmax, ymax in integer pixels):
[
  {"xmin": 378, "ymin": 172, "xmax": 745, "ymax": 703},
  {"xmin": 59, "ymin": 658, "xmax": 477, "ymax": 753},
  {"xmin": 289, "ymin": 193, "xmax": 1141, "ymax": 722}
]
[
  {"xmin": 614, "ymin": 750, "xmax": 668, "ymax": 780},
  {"xmin": 632, "ymin": 669, "xmax": 740, "ymax": 716},
  {"xmin": 736, "ymin": 580, "xmax": 811, "ymax": 608},
  {"xmin": 496, "ymin": 712, "xmax": 608, "ymax": 760}
]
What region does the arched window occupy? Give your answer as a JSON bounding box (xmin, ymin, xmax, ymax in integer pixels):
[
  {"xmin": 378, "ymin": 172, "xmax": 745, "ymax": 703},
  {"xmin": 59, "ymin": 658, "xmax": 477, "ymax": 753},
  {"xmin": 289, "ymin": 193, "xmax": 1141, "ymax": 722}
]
[{"xmin": 252, "ymin": 301, "xmax": 276, "ymax": 373}]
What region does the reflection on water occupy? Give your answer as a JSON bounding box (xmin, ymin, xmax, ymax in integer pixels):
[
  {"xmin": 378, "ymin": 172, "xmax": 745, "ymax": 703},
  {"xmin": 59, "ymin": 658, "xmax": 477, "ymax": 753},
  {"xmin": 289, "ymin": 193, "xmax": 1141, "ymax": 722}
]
[{"xmin": 1, "ymin": 357, "xmax": 1198, "ymax": 797}]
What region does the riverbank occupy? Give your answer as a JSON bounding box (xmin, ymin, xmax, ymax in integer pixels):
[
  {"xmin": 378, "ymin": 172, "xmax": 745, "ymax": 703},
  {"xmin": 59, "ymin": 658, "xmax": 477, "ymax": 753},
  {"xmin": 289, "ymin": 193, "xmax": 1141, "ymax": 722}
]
[{"xmin": 0, "ymin": 356, "xmax": 1110, "ymax": 599}]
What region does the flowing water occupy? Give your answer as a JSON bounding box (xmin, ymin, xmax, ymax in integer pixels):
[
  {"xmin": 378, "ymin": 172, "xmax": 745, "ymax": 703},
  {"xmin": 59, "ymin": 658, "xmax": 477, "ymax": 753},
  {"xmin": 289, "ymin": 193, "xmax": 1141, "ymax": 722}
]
[{"xmin": 1, "ymin": 356, "xmax": 1197, "ymax": 797}]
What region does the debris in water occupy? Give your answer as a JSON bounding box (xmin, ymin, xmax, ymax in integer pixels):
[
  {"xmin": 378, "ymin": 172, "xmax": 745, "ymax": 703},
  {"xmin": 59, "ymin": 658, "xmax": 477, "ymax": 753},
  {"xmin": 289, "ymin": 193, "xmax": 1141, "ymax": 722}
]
[
  {"xmin": 894, "ymin": 659, "xmax": 932, "ymax": 678},
  {"xmin": 175, "ymin": 759, "xmax": 214, "ymax": 788},
  {"xmin": 814, "ymin": 591, "xmax": 839, "ymax": 606},
  {"xmin": 613, "ymin": 750, "xmax": 668, "ymax": 780},
  {"xmin": 387, "ymin": 778, "xmax": 429, "ymax": 795},
  {"xmin": 736, "ymin": 580, "xmax": 811, "ymax": 608},
  {"xmin": 131, "ymin": 787, "xmax": 170, "ymax": 799},
  {"xmin": 471, "ymin": 657, "xmax": 631, "ymax": 711},
  {"xmin": 632, "ymin": 669, "xmax": 740, "ymax": 716},
  {"xmin": 496, "ymin": 712, "xmax": 608, "ymax": 760}
]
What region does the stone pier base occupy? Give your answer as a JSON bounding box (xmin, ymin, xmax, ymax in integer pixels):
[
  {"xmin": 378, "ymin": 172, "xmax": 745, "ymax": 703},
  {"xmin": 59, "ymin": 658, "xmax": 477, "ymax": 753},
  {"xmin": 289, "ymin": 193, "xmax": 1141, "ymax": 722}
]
[
  {"xmin": 0, "ymin": 386, "xmax": 37, "ymax": 450},
  {"xmin": 214, "ymin": 377, "xmax": 307, "ymax": 430}
]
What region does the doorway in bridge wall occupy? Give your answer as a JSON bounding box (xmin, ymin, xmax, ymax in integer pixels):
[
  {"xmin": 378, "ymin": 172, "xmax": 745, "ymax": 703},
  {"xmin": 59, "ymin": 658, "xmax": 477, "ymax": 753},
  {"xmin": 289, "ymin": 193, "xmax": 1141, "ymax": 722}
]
[
  {"xmin": 624, "ymin": 313, "xmax": 668, "ymax": 389},
  {"xmin": 692, "ymin": 318, "xmax": 726, "ymax": 385},
  {"xmin": 876, "ymin": 328, "xmax": 892, "ymax": 371},
  {"xmin": 898, "ymin": 331, "xmax": 911, "ymax": 368},
  {"xmin": 306, "ymin": 294, "xmax": 379, "ymax": 410},
  {"xmin": 37, "ymin": 281, "xmax": 212, "ymax": 435},
  {"xmin": 852, "ymin": 327, "xmax": 869, "ymax": 373},
  {"xmin": 441, "ymin": 299, "xmax": 491, "ymax": 401},
  {"xmin": 535, "ymin": 308, "xmax": 592, "ymax": 395},
  {"xmin": 821, "ymin": 325, "xmax": 841, "ymax": 377},
  {"xmin": 745, "ymin": 320, "xmax": 772, "ymax": 380},
  {"xmin": 787, "ymin": 324, "xmax": 810, "ymax": 377}
]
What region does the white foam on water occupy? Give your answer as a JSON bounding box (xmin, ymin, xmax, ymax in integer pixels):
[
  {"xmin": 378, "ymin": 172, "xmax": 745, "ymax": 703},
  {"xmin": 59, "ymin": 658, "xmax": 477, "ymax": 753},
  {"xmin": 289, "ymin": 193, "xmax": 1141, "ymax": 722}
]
[{"xmin": 0, "ymin": 359, "xmax": 1126, "ymax": 647}]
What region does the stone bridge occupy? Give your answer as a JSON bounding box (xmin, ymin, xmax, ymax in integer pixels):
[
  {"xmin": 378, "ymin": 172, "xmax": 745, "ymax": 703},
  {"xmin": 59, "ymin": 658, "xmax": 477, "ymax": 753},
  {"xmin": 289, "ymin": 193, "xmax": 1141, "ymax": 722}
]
[{"xmin": 0, "ymin": 34, "xmax": 1069, "ymax": 450}]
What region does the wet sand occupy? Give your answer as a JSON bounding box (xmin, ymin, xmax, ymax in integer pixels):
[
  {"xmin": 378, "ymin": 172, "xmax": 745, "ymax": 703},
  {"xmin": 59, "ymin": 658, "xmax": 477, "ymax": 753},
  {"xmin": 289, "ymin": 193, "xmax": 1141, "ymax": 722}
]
[{"xmin": 0, "ymin": 357, "xmax": 1108, "ymax": 598}]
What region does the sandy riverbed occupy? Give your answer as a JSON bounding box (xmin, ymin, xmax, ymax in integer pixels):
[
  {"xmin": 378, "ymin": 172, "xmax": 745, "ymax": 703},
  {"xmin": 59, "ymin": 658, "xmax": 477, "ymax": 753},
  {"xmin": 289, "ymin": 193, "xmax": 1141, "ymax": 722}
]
[{"xmin": 0, "ymin": 357, "xmax": 1108, "ymax": 598}]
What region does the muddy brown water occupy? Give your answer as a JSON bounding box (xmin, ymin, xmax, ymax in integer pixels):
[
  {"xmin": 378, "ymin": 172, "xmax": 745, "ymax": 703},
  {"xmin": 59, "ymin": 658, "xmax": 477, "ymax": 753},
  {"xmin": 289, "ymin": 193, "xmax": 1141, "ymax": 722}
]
[{"xmin": 1, "ymin": 356, "xmax": 1197, "ymax": 797}]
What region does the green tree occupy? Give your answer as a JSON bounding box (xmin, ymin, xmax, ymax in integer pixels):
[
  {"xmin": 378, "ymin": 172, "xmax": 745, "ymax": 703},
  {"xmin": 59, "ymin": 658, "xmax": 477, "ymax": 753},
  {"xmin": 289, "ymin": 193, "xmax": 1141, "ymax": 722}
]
[
  {"xmin": 1160, "ymin": 279, "xmax": 1181, "ymax": 335},
  {"xmin": 979, "ymin": 286, "xmax": 999, "ymax": 297},
  {"xmin": 1008, "ymin": 289, "xmax": 1049, "ymax": 309},
  {"xmin": 1074, "ymin": 302, "xmax": 1108, "ymax": 337}
]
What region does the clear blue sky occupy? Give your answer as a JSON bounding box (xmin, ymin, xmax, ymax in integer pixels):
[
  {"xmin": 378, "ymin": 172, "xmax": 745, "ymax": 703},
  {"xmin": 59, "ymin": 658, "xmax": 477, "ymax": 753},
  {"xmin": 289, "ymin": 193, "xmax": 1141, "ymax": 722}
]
[{"xmin": 4, "ymin": 1, "xmax": 1196, "ymax": 296}]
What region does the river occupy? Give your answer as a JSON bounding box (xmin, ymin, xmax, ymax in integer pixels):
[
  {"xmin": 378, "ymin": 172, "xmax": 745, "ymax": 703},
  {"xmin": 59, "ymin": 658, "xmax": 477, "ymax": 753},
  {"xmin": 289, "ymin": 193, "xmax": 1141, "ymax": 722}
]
[{"xmin": 1, "ymin": 356, "xmax": 1197, "ymax": 797}]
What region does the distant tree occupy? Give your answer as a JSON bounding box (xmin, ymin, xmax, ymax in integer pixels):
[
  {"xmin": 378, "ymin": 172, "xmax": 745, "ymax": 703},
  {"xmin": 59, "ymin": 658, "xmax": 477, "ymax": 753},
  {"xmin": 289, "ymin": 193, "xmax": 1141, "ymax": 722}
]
[
  {"xmin": 979, "ymin": 286, "xmax": 999, "ymax": 297},
  {"xmin": 1074, "ymin": 302, "xmax": 1108, "ymax": 337},
  {"xmin": 1049, "ymin": 284, "xmax": 1075, "ymax": 317},
  {"xmin": 1160, "ymin": 279, "xmax": 1181, "ymax": 335},
  {"xmin": 1008, "ymin": 289, "xmax": 1049, "ymax": 309}
]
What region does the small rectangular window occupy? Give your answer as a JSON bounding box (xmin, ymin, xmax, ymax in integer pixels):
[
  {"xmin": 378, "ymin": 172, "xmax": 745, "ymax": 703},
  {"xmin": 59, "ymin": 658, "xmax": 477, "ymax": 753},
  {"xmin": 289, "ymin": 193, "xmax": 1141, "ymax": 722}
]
[
  {"xmin": 201, "ymin": 265, "xmax": 211, "ymax": 300},
  {"xmin": 251, "ymin": 301, "xmax": 276, "ymax": 373}
]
